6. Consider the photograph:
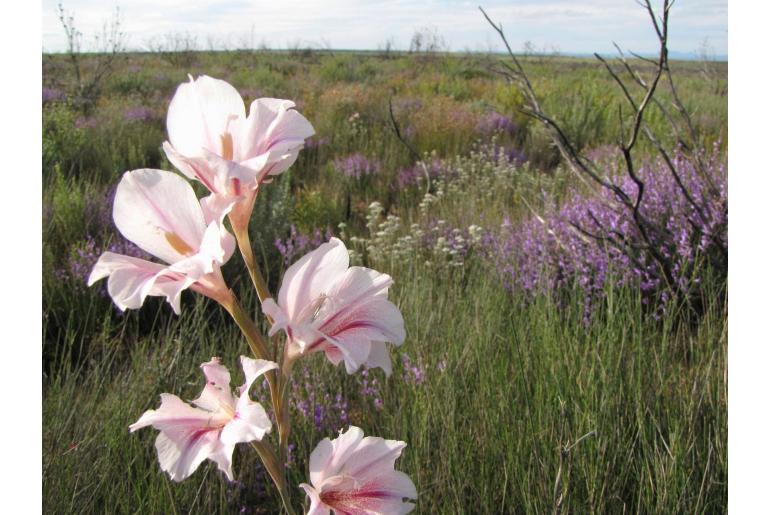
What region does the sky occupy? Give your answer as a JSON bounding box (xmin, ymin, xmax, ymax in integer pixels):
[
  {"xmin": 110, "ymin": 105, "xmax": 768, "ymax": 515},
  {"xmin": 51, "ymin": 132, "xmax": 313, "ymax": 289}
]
[{"xmin": 42, "ymin": 0, "xmax": 727, "ymax": 57}]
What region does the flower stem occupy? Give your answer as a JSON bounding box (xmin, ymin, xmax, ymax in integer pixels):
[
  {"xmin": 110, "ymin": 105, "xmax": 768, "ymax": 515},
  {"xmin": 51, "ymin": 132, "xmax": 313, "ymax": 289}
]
[
  {"xmin": 231, "ymin": 224, "xmax": 292, "ymax": 465},
  {"xmin": 250, "ymin": 441, "xmax": 296, "ymax": 515},
  {"xmin": 222, "ymin": 292, "xmax": 281, "ymax": 431},
  {"xmin": 223, "ymin": 292, "xmax": 271, "ymax": 361},
  {"xmin": 229, "ymin": 225, "xmax": 295, "ymax": 513},
  {"xmin": 232, "ymin": 225, "xmax": 273, "ymax": 314}
]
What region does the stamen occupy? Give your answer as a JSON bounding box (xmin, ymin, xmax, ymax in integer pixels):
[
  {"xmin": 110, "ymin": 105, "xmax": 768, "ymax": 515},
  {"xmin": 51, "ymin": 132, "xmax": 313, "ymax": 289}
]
[
  {"xmin": 220, "ymin": 132, "xmax": 234, "ymax": 161},
  {"xmin": 164, "ymin": 232, "xmax": 195, "ymax": 256}
]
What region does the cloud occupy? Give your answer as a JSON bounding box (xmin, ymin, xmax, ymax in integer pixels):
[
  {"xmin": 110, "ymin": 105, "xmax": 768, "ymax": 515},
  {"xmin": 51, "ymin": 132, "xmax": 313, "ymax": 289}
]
[{"xmin": 42, "ymin": 0, "xmax": 727, "ymax": 55}]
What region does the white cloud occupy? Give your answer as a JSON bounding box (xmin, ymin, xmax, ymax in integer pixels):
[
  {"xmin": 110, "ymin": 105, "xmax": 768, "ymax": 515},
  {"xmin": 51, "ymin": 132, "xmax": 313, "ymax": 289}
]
[{"xmin": 42, "ymin": 0, "xmax": 727, "ymax": 55}]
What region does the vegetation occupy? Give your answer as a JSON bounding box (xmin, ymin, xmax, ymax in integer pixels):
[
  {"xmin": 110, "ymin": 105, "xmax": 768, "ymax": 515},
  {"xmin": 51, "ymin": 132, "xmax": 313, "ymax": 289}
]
[{"xmin": 43, "ymin": 43, "xmax": 727, "ymax": 513}]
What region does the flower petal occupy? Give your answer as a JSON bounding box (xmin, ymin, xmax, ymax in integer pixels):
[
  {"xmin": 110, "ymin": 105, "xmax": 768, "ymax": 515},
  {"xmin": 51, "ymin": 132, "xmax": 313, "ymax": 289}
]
[
  {"xmin": 129, "ymin": 393, "xmax": 212, "ymax": 433},
  {"xmin": 317, "ymin": 295, "xmax": 406, "ymax": 348},
  {"xmin": 238, "ymin": 356, "xmax": 279, "ymax": 396},
  {"xmin": 167, "ymin": 75, "xmax": 245, "ymax": 158},
  {"xmin": 344, "ymin": 436, "xmax": 408, "ymax": 481},
  {"xmin": 219, "ymin": 398, "xmax": 271, "ymax": 446},
  {"xmin": 262, "ymin": 298, "xmax": 289, "ymax": 337},
  {"xmin": 365, "ymin": 342, "xmax": 393, "ymax": 377},
  {"xmin": 207, "ymin": 442, "xmax": 236, "ymax": 482},
  {"xmin": 328, "ymin": 426, "xmax": 365, "ymax": 476},
  {"xmin": 277, "ymin": 237, "xmax": 349, "ymax": 322},
  {"xmin": 299, "ymin": 483, "xmax": 331, "ymax": 515},
  {"xmin": 113, "ymin": 169, "xmax": 207, "ymax": 264},
  {"xmin": 163, "ymin": 141, "xmax": 223, "ymax": 194},
  {"xmin": 192, "ymin": 357, "xmax": 235, "ymax": 412},
  {"xmin": 131, "ymin": 393, "xmax": 225, "ymax": 481},
  {"xmin": 321, "ymin": 332, "xmax": 372, "ymax": 374},
  {"xmin": 317, "ymin": 473, "xmax": 416, "ymax": 515},
  {"xmin": 308, "ymin": 437, "xmax": 335, "ymax": 487},
  {"xmin": 88, "ymin": 252, "xmax": 192, "ymax": 314},
  {"xmin": 304, "ymin": 427, "xmax": 417, "ymax": 514},
  {"xmin": 237, "ymin": 98, "xmax": 314, "ymax": 163},
  {"xmin": 154, "ymin": 427, "xmax": 222, "ymax": 482}
]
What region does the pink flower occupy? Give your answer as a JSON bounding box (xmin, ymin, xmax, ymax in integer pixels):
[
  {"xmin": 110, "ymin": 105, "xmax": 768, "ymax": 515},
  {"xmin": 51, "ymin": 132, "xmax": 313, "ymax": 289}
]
[
  {"xmin": 300, "ymin": 426, "xmax": 417, "ymax": 515},
  {"xmin": 130, "ymin": 356, "xmax": 278, "ymax": 482},
  {"xmin": 88, "ymin": 168, "xmax": 235, "ymax": 314},
  {"xmin": 161, "ymin": 75, "xmax": 314, "ymax": 230},
  {"xmin": 262, "ymin": 238, "xmax": 406, "ymax": 375}
]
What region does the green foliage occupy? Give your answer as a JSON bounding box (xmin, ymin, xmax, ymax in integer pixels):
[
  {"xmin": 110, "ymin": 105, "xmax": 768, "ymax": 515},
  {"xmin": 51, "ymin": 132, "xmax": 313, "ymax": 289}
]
[
  {"xmin": 42, "ymin": 50, "xmax": 728, "ymax": 513},
  {"xmin": 43, "ymin": 104, "xmax": 88, "ymax": 175}
]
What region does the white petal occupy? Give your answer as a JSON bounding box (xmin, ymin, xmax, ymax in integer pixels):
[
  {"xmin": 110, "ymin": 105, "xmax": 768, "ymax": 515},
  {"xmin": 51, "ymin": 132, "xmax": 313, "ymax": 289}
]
[
  {"xmin": 113, "ymin": 169, "xmax": 207, "ymax": 264},
  {"xmin": 89, "ymin": 252, "xmax": 192, "ymax": 314},
  {"xmin": 365, "ymin": 343, "xmax": 393, "ymax": 377},
  {"xmin": 344, "ymin": 437, "xmax": 407, "ymax": 481},
  {"xmin": 219, "ymin": 399, "xmax": 271, "ymax": 445},
  {"xmin": 238, "ymin": 357, "xmax": 279, "ymax": 396},
  {"xmin": 167, "ymin": 75, "xmax": 245, "ymax": 157},
  {"xmin": 299, "ymin": 483, "xmax": 331, "ymax": 515},
  {"xmin": 308, "ymin": 437, "xmax": 334, "ymax": 487},
  {"xmin": 192, "ymin": 357, "xmax": 235, "ymax": 412},
  {"xmin": 154, "ymin": 428, "xmax": 221, "ymax": 482},
  {"xmin": 328, "ymin": 426, "xmax": 365, "ymax": 475},
  {"xmin": 278, "ymin": 238, "xmax": 349, "ymax": 321}
]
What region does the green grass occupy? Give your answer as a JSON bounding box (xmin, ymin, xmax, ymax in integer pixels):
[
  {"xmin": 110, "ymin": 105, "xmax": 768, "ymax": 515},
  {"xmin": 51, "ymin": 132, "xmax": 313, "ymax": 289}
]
[
  {"xmin": 42, "ymin": 49, "xmax": 727, "ymax": 513},
  {"xmin": 43, "ymin": 259, "xmax": 727, "ymax": 513}
]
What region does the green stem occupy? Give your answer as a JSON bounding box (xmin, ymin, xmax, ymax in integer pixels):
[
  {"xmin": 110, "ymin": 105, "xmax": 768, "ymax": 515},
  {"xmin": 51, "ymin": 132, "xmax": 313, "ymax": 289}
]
[
  {"xmin": 222, "ymin": 293, "xmax": 281, "ymax": 436},
  {"xmin": 233, "ymin": 225, "xmax": 273, "ymax": 310},
  {"xmin": 229, "ymin": 226, "xmax": 295, "ymax": 512},
  {"xmin": 250, "ymin": 441, "xmax": 296, "ymax": 515},
  {"xmin": 231, "ymin": 225, "xmax": 292, "ymax": 462},
  {"xmin": 223, "ymin": 293, "xmax": 270, "ymax": 360}
]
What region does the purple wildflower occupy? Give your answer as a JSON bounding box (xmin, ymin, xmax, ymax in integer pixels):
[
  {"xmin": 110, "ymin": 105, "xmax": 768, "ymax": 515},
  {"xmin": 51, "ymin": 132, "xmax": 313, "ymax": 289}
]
[
  {"xmin": 275, "ymin": 225, "xmax": 334, "ymax": 267},
  {"xmin": 42, "ymin": 87, "xmax": 65, "ymax": 104},
  {"xmin": 74, "ymin": 116, "xmax": 98, "ymax": 129},
  {"xmin": 401, "ymin": 353, "xmax": 426, "ymax": 386},
  {"xmin": 332, "ymin": 154, "xmax": 381, "ymax": 179},
  {"xmin": 483, "ymin": 146, "xmax": 727, "ymax": 316},
  {"xmin": 304, "ymin": 136, "xmax": 329, "ymax": 150},
  {"xmin": 476, "ymin": 111, "xmax": 518, "ymax": 137},
  {"xmin": 123, "ymin": 106, "xmax": 157, "ymax": 123}
]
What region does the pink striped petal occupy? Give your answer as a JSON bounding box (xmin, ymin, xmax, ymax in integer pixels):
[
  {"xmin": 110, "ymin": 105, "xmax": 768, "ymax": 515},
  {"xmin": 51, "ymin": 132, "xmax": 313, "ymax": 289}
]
[
  {"xmin": 278, "ymin": 238, "xmax": 350, "ymax": 321},
  {"xmin": 130, "ymin": 357, "xmax": 277, "ymax": 483},
  {"xmin": 302, "ymin": 427, "xmax": 417, "ymax": 514}
]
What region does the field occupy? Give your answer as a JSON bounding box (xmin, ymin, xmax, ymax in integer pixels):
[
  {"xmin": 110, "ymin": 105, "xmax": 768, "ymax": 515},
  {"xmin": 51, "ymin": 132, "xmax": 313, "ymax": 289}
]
[{"xmin": 42, "ymin": 47, "xmax": 727, "ymax": 513}]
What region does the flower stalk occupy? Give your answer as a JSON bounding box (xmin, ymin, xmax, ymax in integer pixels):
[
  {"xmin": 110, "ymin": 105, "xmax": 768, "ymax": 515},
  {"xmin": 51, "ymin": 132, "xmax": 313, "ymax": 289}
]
[
  {"xmin": 250, "ymin": 441, "xmax": 296, "ymax": 515},
  {"xmin": 229, "ymin": 230, "xmax": 296, "ymax": 513},
  {"xmin": 232, "ymin": 224, "xmax": 274, "ymax": 312}
]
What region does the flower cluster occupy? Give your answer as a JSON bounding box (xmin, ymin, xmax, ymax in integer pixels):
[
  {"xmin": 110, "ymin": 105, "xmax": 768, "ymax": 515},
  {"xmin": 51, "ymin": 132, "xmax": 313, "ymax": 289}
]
[
  {"xmin": 291, "ymin": 367, "xmax": 351, "ymax": 433},
  {"xmin": 332, "ymin": 153, "xmax": 381, "ymax": 179},
  {"xmin": 43, "ymin": 86, "xmax": 65, "ymax": 104},
  {"xmin": 475, "ymin": 111, "xmax": 518, "ymax": 137},
  {"xmin": 123, "ymin": 106, "xmax": 157, "ymax": 123},
  {"xmin": 275, "ymin": 225, "xmax": 334, "ymax": 267},
  {"xmin": 483, "ymin": 146, "xmax": 727, "ymax": 316},
  {"xmin": 87, "ymin": 75, "xmax": 417, "ymax": 513}
]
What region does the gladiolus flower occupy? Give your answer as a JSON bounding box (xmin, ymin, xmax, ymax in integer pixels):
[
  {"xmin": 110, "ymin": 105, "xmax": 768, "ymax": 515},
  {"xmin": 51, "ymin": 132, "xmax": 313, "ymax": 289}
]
[
  {"xmin": 300, "ymin": 426, "xmax": 417, "ymax": 515},
  {"xmin": 88, "ymin": 168, "xmax": 235, "ymax": 314},
  {"xmin": 130, "ymin": 356, "xmax": 278, "ymax": 482},
  {"xmin": 162, "ymin": 75, "xmax": 314, "ymax": 230},
  {"xmin": 262, "ymin": 238, "xmax": 406, "ymax": 375}
]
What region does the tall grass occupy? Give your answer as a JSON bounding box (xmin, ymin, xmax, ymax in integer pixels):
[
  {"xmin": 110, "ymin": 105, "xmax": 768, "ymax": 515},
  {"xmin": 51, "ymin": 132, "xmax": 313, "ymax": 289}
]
[
  {"xmin": 42, "ymin": 50, "xmax": 727, "ymax": 513},
  {"xmin": 43, "ymin": 257, "xmax": 726, "ymax": 513}
]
